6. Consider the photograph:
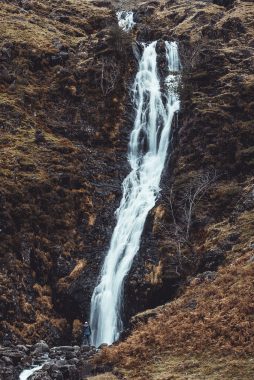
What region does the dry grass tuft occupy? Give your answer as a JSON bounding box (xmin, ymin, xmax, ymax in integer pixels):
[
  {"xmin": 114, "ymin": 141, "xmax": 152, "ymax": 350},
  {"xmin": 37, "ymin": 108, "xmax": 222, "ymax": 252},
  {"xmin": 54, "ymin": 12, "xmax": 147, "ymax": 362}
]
[
  {"xmin": 87, "ymin": 374, "xmax": 118, "ymax": 380},
  {"xmin": 95, "ymin": 233, "xmax": 254, "ymax": 378},
  {"xmin": 57, "ymin": 259, "xmax": 87, "ymax": 291}
]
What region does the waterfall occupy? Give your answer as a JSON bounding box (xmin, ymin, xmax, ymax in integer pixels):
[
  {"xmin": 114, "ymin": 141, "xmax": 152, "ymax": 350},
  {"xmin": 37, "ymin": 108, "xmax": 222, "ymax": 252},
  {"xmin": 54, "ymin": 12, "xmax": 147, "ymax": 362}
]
[
  {"xmin": 19, "ymin": 365, "xmax": 44, "ymax": 380},
  {"xmin": 116, "ymin": 11, "xmax": 135, "ymax": 31},
  {"xmin": 19, "ymin": 353, "xmax": 49, "ymax": 380},
  {"xmin": 90, "ymin": 41, "xmax": 181, "ymax": 347}
]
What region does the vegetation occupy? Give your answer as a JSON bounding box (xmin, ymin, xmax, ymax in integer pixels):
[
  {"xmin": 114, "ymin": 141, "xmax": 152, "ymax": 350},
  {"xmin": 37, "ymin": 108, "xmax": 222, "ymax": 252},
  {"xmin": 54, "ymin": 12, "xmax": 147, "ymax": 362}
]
[
  {"xmin": 0, "ymin": 0, "xmax": 134, "ymax": 345},
  {"xmin": 0, "ymin": 1, "xmax": 254, "ymax": 380},
  {"xmin": 95, "ymin": 232, "xmax": 254, "ymax": 378},
  {"xmin": 91, "ymin": 0, "xmax": 254, "ymax": 378}
]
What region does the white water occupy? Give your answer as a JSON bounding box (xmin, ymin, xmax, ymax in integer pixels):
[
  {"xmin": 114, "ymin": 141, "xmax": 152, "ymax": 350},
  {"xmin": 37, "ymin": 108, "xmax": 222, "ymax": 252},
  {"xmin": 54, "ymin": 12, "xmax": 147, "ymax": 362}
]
[
  {"xmin": 116, "ymin": 11, "xmax": 135, "ymax": 31},
  {"xmin": 19, "ymin": 364, "xmax": 43, "ymax": 380},
  {"xmin": 90, "ymin": 41, "xmax": 181, "ymax": 347}
]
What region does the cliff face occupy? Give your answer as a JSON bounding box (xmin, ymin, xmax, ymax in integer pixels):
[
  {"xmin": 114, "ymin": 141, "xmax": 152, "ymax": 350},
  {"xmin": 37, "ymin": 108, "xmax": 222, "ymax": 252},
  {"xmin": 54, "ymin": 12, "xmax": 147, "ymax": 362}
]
[
  {"xmin": 0, "ymin": 0, "xmax": 253, "ymax": 367},
  {"xmin": 0, "ymin": 0, "xmax": 136, "ymax": 345},
  {"xmin": 124, "ymin": 0, "xmax": 254, "ymax": 320},
  {"xmin": 95, "ymin": 0, "xmax": 254, "ymax": 378}
]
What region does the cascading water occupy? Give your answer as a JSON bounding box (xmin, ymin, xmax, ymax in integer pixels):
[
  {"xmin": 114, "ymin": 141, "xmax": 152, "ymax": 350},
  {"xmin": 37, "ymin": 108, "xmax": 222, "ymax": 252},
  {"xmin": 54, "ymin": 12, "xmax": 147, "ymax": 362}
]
[
  {"xmin": 19, "ymin": 353, "xmax": 49, "ymax": 380},
  {"xmin": 116, "ymin": 11, "xmax": 135, "ymax": 31},
  {"xmin": 90, "ymin": 40, "xmax": 181, "ymax": 348},
  {"xmin": 19, "ymin": 365, "xmax": 44, "ymax": 380}
]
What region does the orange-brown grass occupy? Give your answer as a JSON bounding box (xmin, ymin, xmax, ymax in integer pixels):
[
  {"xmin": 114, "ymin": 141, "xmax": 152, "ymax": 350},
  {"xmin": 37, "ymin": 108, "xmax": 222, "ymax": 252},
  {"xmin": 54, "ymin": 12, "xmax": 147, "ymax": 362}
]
[
  {"xmin": 95, "ymin": 246, "xmax": 254, "ymax": 375},
  {"xmin": 87, "ymin": 374, "xmax": 118, "ymax": 380},
  {"xmin": 115, "ymin": 353, "xmax": 254, "ymax": 380},
  {"xmin": 57, "ymin": 259, "xmax": 87, "ymax": 291}
]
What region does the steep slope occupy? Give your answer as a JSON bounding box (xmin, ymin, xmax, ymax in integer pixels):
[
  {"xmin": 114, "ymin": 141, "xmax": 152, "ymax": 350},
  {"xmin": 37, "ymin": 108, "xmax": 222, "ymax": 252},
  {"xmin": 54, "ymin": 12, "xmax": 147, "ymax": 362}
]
[
  {"xmin": 0, "ymin": 0, "xmax": 135, "ymax": 345},
  {"xmin": 1, "ymin": 3, "xmax": 253, "ymax": 376},
  {"xmin": 122, "ymin": 0, "xmax": 254, "ymax": 315},
  {"xmin": 93, "ymin": 0, "xmax": 254, "ymax": 378}
]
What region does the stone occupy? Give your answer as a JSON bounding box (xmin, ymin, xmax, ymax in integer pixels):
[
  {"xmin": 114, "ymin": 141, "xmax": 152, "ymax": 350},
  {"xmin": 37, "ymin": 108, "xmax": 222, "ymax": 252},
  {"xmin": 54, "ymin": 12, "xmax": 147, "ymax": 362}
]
[
  {"xmin": 51, "ymin": 346, "xmax": 76, "ymax": 353},
  {"xmin": 200, "ymin": 271, "xmax": 217, "ymax": 282},
  {"xmin": 2, "ymin": 355, "xmax": 13, "ymax": 365},
  {"xmin": 32, "ymin": 341, "xmax": 49, "ymax": 356},
  {"xmin": 30, "ymin": 371, "xmax": 51, "ymax": 380},
  {"xmin": 199, "ymin": 249, "xmax": 224, "ymax": 272},
  {"xmin": 212, "ymin": 0, "xmax": 235, "ymax": 8},
  {"xmin": 80, "ymin": 345, "xmax": 91, "ymax": 353},
  {"xmin": 185, "ymin": 299, "xmax": 197, "ymax": 309},
  {"xmin": 34, "ymin": 130, "xmax": 45, "ymax": 144}
]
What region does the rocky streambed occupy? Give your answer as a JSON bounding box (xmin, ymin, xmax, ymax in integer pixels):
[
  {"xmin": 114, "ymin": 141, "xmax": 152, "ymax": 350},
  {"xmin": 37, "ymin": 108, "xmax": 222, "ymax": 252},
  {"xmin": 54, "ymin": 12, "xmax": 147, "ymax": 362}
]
[{"xmin": 0, "ymin": 342, "xmax": 98, "ymax": 380}]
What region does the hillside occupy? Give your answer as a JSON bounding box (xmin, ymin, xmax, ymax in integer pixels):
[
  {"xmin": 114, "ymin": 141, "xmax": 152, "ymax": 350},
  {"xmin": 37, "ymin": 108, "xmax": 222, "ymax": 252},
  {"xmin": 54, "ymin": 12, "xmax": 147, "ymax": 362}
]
[
  {"xmin": 93, "ymin": 0, "xmax": 254, "ymax": 378},
  {"xmin": 0, "ymin": 0, "xmax": 254, "ymax": 379},
  {"xmin": 0, "ymin": 0, "xmax": 135, "ymax": 345}
]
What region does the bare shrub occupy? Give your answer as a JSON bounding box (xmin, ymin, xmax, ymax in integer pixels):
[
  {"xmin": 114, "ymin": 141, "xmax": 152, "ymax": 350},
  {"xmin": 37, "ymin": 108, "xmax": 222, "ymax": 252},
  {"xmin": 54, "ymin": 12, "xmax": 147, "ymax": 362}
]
[
  {"xmin": 164, "ymin": 170, "xmax": 218, "ymax": 270},
  {"xmin": 180, "ymin": 42, "xmax": 205, "ymax": 71},
  {"xmin": 107, "ymin": 25, "xmax": 132, "ymax": 57},
  {"xmin": 98, "ymin": 24, "xmax": 132, "ymax": 96},
  {"xmin": 100, "ymin": 57, "xmax": 120, "ymax": 96}
]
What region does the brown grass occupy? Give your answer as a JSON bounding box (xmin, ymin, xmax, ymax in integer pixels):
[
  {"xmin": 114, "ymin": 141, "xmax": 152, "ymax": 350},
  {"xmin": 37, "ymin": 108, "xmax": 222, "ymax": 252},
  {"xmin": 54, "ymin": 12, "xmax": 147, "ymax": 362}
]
[
  {"xmin": 87, "ymin": 374, "xmax": 118, "ymax": 380},
  {"xmin": 92, "ymin": 2, "xmax": 254, "ymax": 377},
  {"xmin": 95, "ymin": 236, "xmax": 254, "ymax": 377},
  {"xmin": 57, "ymin": 259, "xmax": 87, "ymax": 291},
  {"xmin": 118, "ymin": 353, "xmax": 254, "ymax": 380}
]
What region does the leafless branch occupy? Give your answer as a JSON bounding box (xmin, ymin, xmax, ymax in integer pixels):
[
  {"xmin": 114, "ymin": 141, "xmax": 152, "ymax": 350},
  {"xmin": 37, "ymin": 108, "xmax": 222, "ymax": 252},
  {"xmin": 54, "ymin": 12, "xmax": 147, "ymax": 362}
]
[
  {"xmin": 182, "ymin": 170, "xmax": 218, "ymax": 240},
  {"xmin": 164, "ymin": 170, "xmax": 218, "ymax": 271},
  {"xmin": 100, "ymin": 57, "xmax": 120, "ymax": 96}
]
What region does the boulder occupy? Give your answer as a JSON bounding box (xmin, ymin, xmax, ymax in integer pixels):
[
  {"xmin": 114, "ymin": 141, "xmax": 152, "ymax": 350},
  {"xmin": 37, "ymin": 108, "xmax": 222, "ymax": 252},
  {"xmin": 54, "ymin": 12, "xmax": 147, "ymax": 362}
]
[{"xmin": 32, "ymin": 341, "xmax": 49, "ymax": 356}]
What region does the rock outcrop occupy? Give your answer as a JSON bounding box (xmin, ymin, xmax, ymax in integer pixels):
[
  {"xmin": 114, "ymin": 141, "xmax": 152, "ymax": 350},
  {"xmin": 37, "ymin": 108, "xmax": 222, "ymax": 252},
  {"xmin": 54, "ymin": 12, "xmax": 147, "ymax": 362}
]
[
  {"xmin": 0, "ymin": 341, "xmax": 96, "ymax": 380},
  {"xmin": 0, "ymin": 0, "xmax": 136, "ymax": 345},
  {"xmin": 1, "ymin": 2, "xmax": 253, "ymax": 374},
  {"xmin": 123, "ymin": 0, "xmax": 254, "ymax": 321},
  {"xmin": 91, "ymin": 0, "xmax": 254, "ymax": 378}
]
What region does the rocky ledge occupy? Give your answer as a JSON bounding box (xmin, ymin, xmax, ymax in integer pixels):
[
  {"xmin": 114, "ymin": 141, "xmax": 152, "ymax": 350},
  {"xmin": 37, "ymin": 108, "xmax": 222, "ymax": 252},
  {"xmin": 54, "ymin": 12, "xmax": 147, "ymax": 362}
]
[{"xmin": 0, "ymin": 341, "xmax": 98, "ymax": 380}]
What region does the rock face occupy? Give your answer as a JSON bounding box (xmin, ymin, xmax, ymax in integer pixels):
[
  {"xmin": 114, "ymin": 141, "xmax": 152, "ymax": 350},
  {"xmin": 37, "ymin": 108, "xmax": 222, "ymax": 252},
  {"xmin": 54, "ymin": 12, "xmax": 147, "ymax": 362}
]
[
  {"xmin": 123, "ymin": 0, "xmax": 254, "ymax": 321},
  {"xmin": 0, "ymin": 0, "xmax": 254, "ymax": 356},
  {"xmin": 0, "ymin": 342, "xmax": 96, "ymax": 380},
  {"xmin": 0, "ymin": 0, "xmax": 135, "ymax": 345}
]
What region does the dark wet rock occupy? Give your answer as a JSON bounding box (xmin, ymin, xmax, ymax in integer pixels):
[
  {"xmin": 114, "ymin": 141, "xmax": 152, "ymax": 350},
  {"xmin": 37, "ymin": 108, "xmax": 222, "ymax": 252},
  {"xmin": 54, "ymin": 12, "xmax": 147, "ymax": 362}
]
[
  {"xmin": 32, "ymin": 341, "xmax": 49, "ymax": 356},
  {"xmin": 98, "ymin": 343, "xmax": 108, "ymax": 350},
  {"xmin": 31, "ymin": 371, "xmax": 51, "ymax": 380},
  {"xmin": 185, "ymin": 299, "xmax": 197, "ymax": 310},
  {"xmin": 135, "ymin": 1, "xmax": 160, "ymax": 19},
  {"xmin": 80, "ymin": 345, "xmax": 92, "ymax": 353},
  {"xmin": 0, "ymin": 67, "xmax": 14, "ymax": 84},
  {"xmin": 0, "ymin": 349, "xmax": 23, "ymax": 364},
  {"xmin": 132, "ymin": 42, "xmax": 142, "ymax": 62},
  {"xmin": 212, "ymin": 0, "xmax": 235, "ymax": 8},
  {"xmin": 227, "ymin": 233, "xmax": 240, "ymax": 243},
  {"xmin": 50, "ymin": 346, "xmax": 79, "ymax": 354},
  {"xmin": 130, "ymin": 308, "xmax": 160, "ymax": 326},
  {"xmin": 199, "ymin": 249, "xmax": 225, "ymax": 272},
  {"xmin": 0, "ymin": 343, "xmax": 98, "ymax": 380},
  {"xmin": 92, "ymin": 1, "xmax": 112, "ymax": 7},
  {"xmin": 0, "ymin": 345, "xmax": 29, "ymax": 379},
  {"xmin": 195, "ymin": 271, "xmax": 217, "ymax": 283},
  {"xmin": 34, "ymin": 130, "xmax": 45, "ymax": 144},
  {"xmin": 2, "ymin": 355, "xmax": 13, "ymax": 365}
]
